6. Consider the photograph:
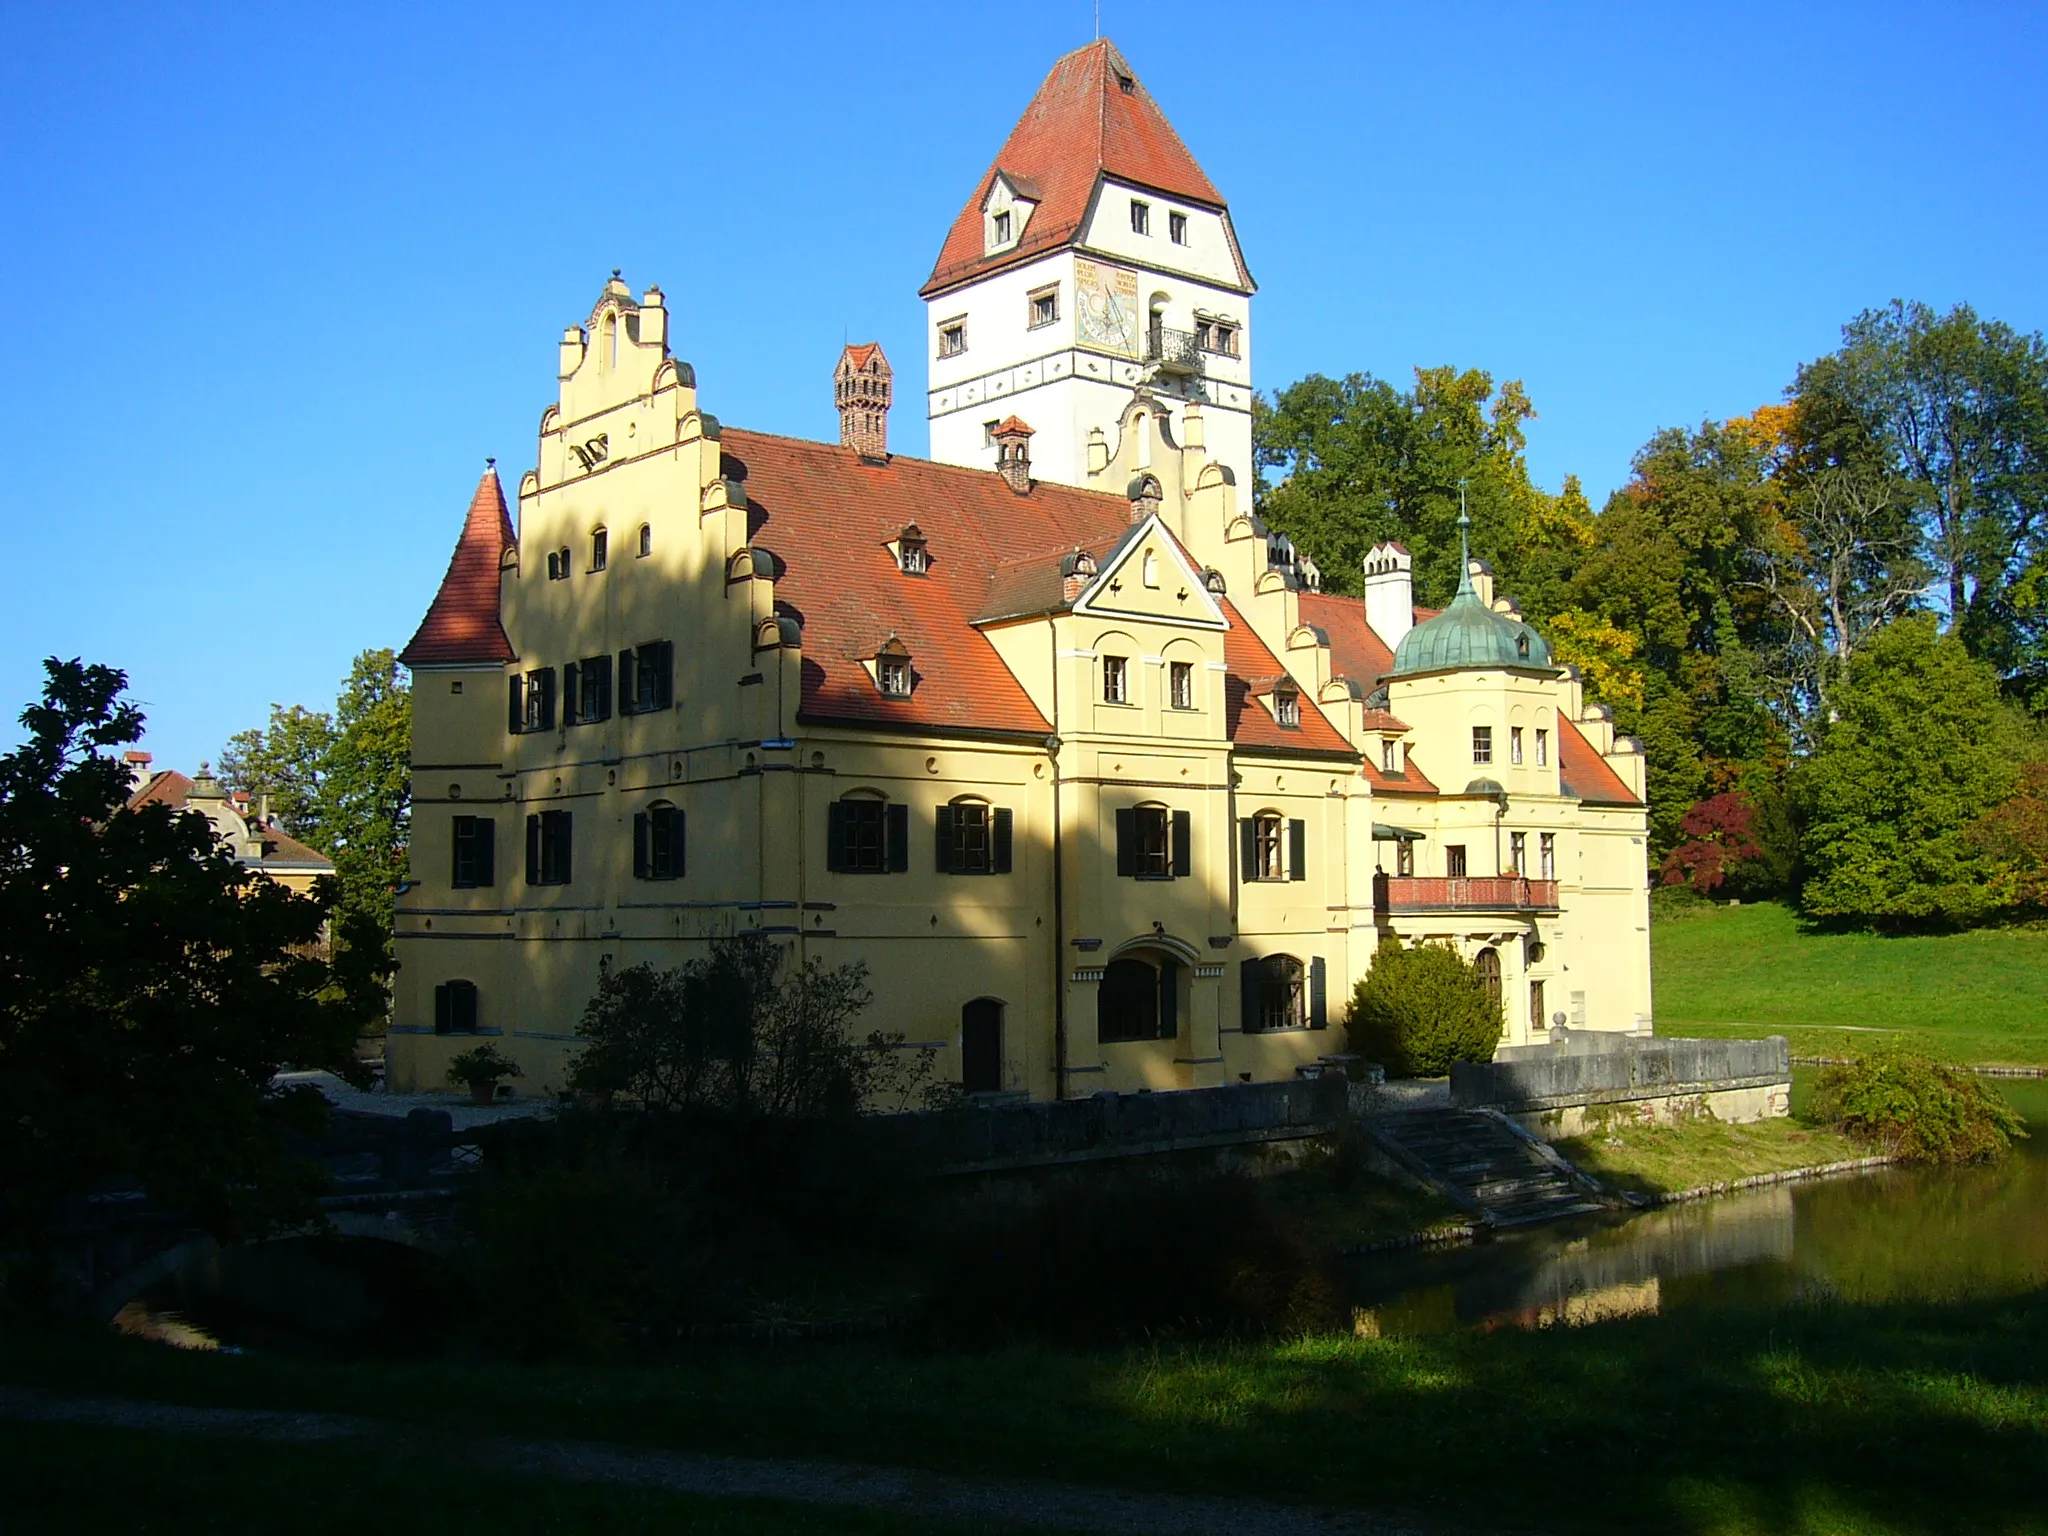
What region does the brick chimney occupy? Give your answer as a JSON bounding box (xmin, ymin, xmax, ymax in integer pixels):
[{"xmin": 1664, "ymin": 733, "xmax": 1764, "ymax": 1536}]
[
  {"xmin": 992, "ymin": 415, "xmax": 1034, "ymax": 494},
  {"xmin": 835, "ymin": 342, "xmax": 892, "ymax": 458}
]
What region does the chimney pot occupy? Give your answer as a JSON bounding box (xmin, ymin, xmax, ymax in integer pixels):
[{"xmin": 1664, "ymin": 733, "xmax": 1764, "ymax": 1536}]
[
  {"xmin": 991, "ymin": 416, "xmax": 1035, "ymax": 494},
  {"xmin": 836, "ymin": 342, "xmax": 893, "ymax": 459}
]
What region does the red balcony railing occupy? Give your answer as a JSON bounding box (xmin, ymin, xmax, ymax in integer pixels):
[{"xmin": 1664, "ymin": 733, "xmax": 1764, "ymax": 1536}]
[{"xmin": 1374, "ymin": 873, "xmax": 1560, "ymax": 914}]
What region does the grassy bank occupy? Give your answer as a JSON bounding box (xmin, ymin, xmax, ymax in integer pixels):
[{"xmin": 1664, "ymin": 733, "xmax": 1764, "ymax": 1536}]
[
  {"xmin": 1652, "ymin": 900, "xmax": 2048, "ymax": 1067},
  {"xmin": 1554, "ymin": 1113, "xmax": 1869, "ymax": 1198},
  {"xmin": 7, "ymin": 1284, "xmax": 2046, "ymax": 1536}
]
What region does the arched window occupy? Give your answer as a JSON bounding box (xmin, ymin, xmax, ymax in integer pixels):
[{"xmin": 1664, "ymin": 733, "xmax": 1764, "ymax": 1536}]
[
  {"xmin": 937, "ymin": 796, "xmax": 1012, "ymax": 874},
  {"xmin": 602, "ymin": 312, "xmax": 617, "ymax": 369},
  {"xmin": 1098, "ymin": 952, "xmax": 1180, "ymax": 1043},
  {"xmin": 555, "ymin": 546, "xmax": 571, "ymax": 580},
  {"xmin": 1475, "ymin": 947, "xmax": 1503, "ymax": 1006},
  {"xmin": 637, "ymin": 524, "xmax": 652, "ymax": 558},
  {"xmin": 633, "ymin": 800, "xmax": 684, "ymax": 881},
  {"xmin": 434, "ymin": 979, "xmax": 479, "ymax": 1036},
  {"xmin": 590, "ymin": 527, "xmax": 608, "ymax": 572},
  {"xmin": 962, "ymin": 998, "xmax": 1003, "ymax": 1093},
  {"xmin": 1239, "ymin": 953, "xmax": 1327, "ymax": 1033}
]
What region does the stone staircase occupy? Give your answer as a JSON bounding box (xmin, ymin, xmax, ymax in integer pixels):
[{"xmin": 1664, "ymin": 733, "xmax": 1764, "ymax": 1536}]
[{"xmin": 1365, "ymin": 1108, "xmax": 1611, "ymax": 1227}]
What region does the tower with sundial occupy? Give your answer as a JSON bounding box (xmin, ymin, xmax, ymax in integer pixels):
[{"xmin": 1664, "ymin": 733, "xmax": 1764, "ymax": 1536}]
[{"xmin": 921, "ymin": 40, "xmax": 1255, "ymax": 494}]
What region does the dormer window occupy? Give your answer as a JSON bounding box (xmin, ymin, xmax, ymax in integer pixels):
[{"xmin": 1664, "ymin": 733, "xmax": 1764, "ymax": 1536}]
[
  {"xmin": 876, "ymin": 640, "xmax": 913, "ymax": 698},
  {"xmin": 992, "ymin": 209, "xmax": 1012, "ymax": 245},
  {"xmin": 897, "ymin": 526, "xmax": 929, "ymax": 575},
  {"xmin": 1169, "ymin": 211, "xmax": 1188, "ymax": 244},
  {"xmin": 1275, "ymin": 688, "xmax": 1301, "ymax": 729},
  {"xmin": 938, "ymin": 320, "xmax": 967, "ymax": 358},
  {"xmin": 1130, "ymin": 199, "xmax": 1150, "ymax": 235},
  {"xmin": 1381, "ymin": 738, "xmax": 1398, "ymax": 773},
  {"xmin": 1116, "ymin": 71, "xmax": 1135, "ymax": 95}
]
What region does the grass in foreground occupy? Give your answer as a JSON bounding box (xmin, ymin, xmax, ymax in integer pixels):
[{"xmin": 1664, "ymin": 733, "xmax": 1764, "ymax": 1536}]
[
  {"xmin": 1652, "ymin": 900, "xmax": 2048, "ymax": 1067},
  {"xmin": 1554, "ymin": 1113, "xmax": 1869, "ymax": 1198},
  {"xmin": 0, "ymin": 1417, "xmax": 1025, "ymax": 1536},
  {"xmin": 7, "ymin": 1283, "xmax": 2047, "ymax": 1536}
]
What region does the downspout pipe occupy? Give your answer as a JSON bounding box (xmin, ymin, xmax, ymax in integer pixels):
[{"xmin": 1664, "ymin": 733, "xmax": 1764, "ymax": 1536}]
[{"xmin": 1048, "ymin": 625, "xmax": 1067, "ymax": 1100}]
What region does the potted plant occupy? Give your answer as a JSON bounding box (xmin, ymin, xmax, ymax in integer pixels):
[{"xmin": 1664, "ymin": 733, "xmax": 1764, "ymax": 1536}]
[{"xmin": 446, "ymin": 1043, "xmax": 523, "ymax": 1105}]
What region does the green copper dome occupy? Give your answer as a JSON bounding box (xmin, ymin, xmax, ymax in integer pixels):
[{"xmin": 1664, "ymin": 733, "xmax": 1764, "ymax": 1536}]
[{"xmin": 1390, "ymin": 510, "xmax": 1554, "ymax": 677}]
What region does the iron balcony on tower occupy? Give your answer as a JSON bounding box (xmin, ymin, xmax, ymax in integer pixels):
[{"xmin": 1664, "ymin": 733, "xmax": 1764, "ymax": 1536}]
[
  {"xmin": 1373, "ymin": 872, "xmax": 1561, "ymax": 916},
  {"xmin": 1145, "ymin": 326, "xmax": 1204, "ymax": 375}
]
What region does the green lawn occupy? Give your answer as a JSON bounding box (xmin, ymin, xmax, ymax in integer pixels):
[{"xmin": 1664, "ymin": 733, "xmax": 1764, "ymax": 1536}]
[
  {"xmin": 7, "ymin": 1289, "xmax": 2047, "ymax": 1536},
  {"xmin": 1653, "ymin": 901, "xmax": 2048, "ymax": 1067},
  {"xmin": 1555, "ymin": 1114, "xmax": 1870, "ymax": 1199}
]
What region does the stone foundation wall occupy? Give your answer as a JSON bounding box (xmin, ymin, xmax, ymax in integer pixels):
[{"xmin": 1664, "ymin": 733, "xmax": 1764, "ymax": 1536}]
[{"xmin": 1451, "ymin": 1034, "xmax": 1792, "ymax": 1132}]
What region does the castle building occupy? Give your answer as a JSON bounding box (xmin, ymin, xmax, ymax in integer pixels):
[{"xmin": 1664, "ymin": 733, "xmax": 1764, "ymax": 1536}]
[{"xmin": 387, "ymin": 41, "xmax": 1651, "ymax": 1099}]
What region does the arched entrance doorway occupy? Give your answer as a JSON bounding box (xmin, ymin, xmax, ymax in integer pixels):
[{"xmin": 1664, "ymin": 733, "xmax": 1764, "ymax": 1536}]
[{"xmin": 1097, "ymin": 948, "xmax": 1185, "ymax": 1043}]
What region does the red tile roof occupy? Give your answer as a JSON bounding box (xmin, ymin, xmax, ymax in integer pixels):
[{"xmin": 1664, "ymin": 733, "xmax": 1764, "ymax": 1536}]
[
  {"xmin": 400, "ymin": 467, "xmax": 518, "ymax": 667},
  {"xmin": 1299, "ymin": 590, "xmax": 1397, "ymax": 688},
  {"xmin": 128, "ymin": 769, "xmax": 194, "ymax": 811},
  {"xmin": 125, "ymin": 771, "xmax": 336, "ymax": 870},
  {"xmin": 1219, "ymin": 601, "xmax": 1354, "ymax": 757},
  {"xmin": 839, "ymin": 342, "xmax": 885, "ymax": 371},
  {"xmin": 922, "ymin": 40, "xmax": 1232, "ymax": 298},
  {"xmin": 1558, "ymin": 716, "xmax": 1642, "ymax": 807}
]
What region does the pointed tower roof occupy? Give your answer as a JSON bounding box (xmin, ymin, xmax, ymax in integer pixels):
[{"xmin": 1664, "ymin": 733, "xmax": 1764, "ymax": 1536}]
[
  {"xmin": 921, "ymin": 40, "xmax": 1236, "ymax": 298},
  {"xmin": 400, "ymin": 465, "xmax": 518, "ymax": 667}
]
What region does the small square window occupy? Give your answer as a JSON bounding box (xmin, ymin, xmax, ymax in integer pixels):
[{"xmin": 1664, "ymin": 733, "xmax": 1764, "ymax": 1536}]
[
  {"xmin": 1472, "ymin": 726, "xmax": 1493, "ymax": 765},
  {"xmin": 939, "ymin": 322, "xmax": 967, "ymax": 358},
  {"xmin": 1446, "ymin": 844, "xmax": 1468, "ymax": 879},
  {"xmin": 1169, "ymin": 211, "xmax": 1188, "ymax": 244},
  {"xmin": 1275, "ymin": 690, "xmax": 1301, "ymax": 728},
  {"xmin": 1028, "ymin": 288, "xmax": 1058, "ymax": 328},
  {"xmin": 1169, "ymin": 660, "xmax": 1193, "ymax": 710},
  {"xmin": 1130, "ymin": 200, "xmax": 1150, "ymax": 235},
  {"xmin": 992, "ymin": 209, "xmax": 1012, "ymax": 245},
  {"xmin": 1102, "ymin": 655, "xmax": 1128, "ymax": 704},
  {"xmin": 878, "ymin": 654, "xmax": 912, "ymax": 697}
]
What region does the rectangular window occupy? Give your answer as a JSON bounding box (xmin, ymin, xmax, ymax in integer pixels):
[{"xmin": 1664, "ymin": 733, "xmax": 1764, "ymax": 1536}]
[
  {"xmin": 938, "ymin": 320, "xmax": 966, "ymax": 358},
  {"xmin": 451, "ymin": 815, "xmax": 495, "ymax": 889},
  {"xmin": 618, "ymin": 642, "xmax": 674, "ymax": 715},
  {"xmin": 433, "ymin": 980, "xmax": 479, "ymax": 1036},
  {"xmin": 1540, "ymin": 832, "xmax": 1556, "ymax": 881},
  {"xmin": 1510, "ymin": 831, "xmax": 1527, "ymax": 876},
  {"xmin": 1117, "ymin": 805, "xmax": 1188, "ymax": 879},
  {"xmin": 1511, "ymin": 726, "xmax": 1524, "ymax": 765},
  {"xmin": 877, "ymin": 654, "xmax": 912, "ymax": 697},
  {"xmin": 1168, "ymin": 210, "xmax": 1188, "ymax": 244},
  {"xmin": 992, "ymin": 209, "xmax": 1012, "ymax": 244},
  {"xmin": 526, "ymin": 809, "xmax": 572, "ymax": 886},
  {"xmin": 1471, "ymin": 726, "xmax": 1492, "ymax": 765},
  {"xmin": 827, "ymin": 799, "xmax": 908, "ymax": 875},
  {"xmin": 1169, "ymin": 660, "xmax": 1193, "ymax": 710},
  {"xmin": 1275, "ymin": 690, "xmax": 1301, "ymax": 728},
  {"xmin": 1138, "ymin": 805, "xmax": 1171, "ymax": 876},
  {"xmin": 590, "ymin": 529, "xmax": 608, "ymax": 572},
  {"xmin": 633, "ymin": 803, "xmax": 685, "ymax": 881},
  {"xmin": 1380, "ymin": 738, "xmax": 1398, "ymax": 773},
  {"xmin": 937, "ymin": 801, "xmax": 1013, "ymax": 875},
  {"xmin": 1446, "ymin": 844, "xmax": 1468, "ymax": 879},
  {"xmin": 1396, "ymin": 839, "xmax": 1414, "ymax": 877},
  {"xmin": 1028, "ymin": 287, "xmax": 1058, "ymax": 328},
  {"xmin": 1530, "ymin": 978, "xmax": 1548, "ymax": 1033},
  {"xmin": 565, "ymin": 655, "xmax": 612, "ymax": 725},
  {"xmin": 1130, "ymin": 199, "xmax": 1150, "ymax": 235},
  {"xmin": 1536, "ymin": 728, "xmax": 1550, "ymax": 766},
  {"xmin": 524, "ymin": 667, "xmax": 556, "ymax": 733},
  {"xmin": 1102, "ymin": 655, "xmax": 1128, "ymax": 704},
  {"xmin": 1254, "ymin": 815, "xmax": 1282, "ymax": 881},
  {"xmin": 1198, "ymin": 319, "xmax": 1238, "ymax": 356}
]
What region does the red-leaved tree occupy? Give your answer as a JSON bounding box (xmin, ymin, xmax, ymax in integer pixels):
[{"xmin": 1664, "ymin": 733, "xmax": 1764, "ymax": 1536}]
[{"xmin": 1660, "ymin": 791, "xmax": 1767, "ymax": 896}]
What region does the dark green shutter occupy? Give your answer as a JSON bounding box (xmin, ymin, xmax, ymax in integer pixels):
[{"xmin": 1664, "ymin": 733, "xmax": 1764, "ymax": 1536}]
[
  {"xmin": 1171, "ymin": 810, "xmax": 1192, "ymax": 878},
  {"xmin": 1115, "ymin": 808, "xmax": 1137, "ymax": 876},
  {"xmin": 1158, "ymin": 957, "xmax": 1180, "ymax": 1040},
  {"xmin": 593, "ymin": 655, "xmax": 612, "ymax": 721},
  {"xmin": 535, "ymin": 669, "xmax": 555, "ymax": 731},
  {"xmin": 478, "ymin": 818, "xmax": 495, "ymax": 886},
  {"xmin": 992, "ymin": 807, "xmax": 1013, "ymax": 873},
  {"xmin": 618, "ymin": 649, "xmax": 636, "ymax": 714},
  {"xmin": 1240, "ymin": 817, "xmax": 1257, "ymax": 881},
  {"xmin": 1310, "ymin": 956, "xmax": 1328, "ymax": 1029},
  {"xmin": 556, "ymin": 811, "xmax": 572, "ymax": 884},
  {"xmin": 563, "ymin": 662, "xmax": 581, "ymax": 724},
  {"xmin": 669, "ymin": 807, "xmax": 686, "ymax": 877},
  {"xmin": 1240, "ymin": 958, "xmax": 1262, "ymax": 1034},
  {"xmin": 633, "ymin": 812, "xmax": 650, "ymax": 879},
  {"xmin": 886, "ymin": 802, "xmax": 909, "ymax": 872},
  {"xmin": 1289, "ymin": 819, "xmax": 1307, "ymax": 881},
  {"xmin": 826, "ymin": 801, "xmax": 846, "ymax": 872},
  {"xmin": 935, "ymin": 805, "xmax": 954, "ymax": 872},
  {"xmin": 651, "ymin": 642, "xmax": 674, "ymax": 708},
  {"xmin": 508, "ymin": 675, "xmax": 525, "ymax": 734},
  {"xmin": 434, "ymin": 983, "xmax": 450, "ymax": 1036},
  {"xmin": 525, "ymin": 815, "xmax": 541, "ymax": 885}
]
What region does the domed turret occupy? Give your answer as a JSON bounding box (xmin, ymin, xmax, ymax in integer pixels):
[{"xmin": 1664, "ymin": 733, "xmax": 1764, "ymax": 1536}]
[{"xmin": 1390, "ymin": 501, "xmax": 1552, "ymax": 676}]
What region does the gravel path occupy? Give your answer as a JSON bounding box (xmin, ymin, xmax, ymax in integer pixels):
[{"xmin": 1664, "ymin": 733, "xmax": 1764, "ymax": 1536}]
[{"xmin": 0, "ymin": 1385, "xmax": 1438, "ymax": 1535}]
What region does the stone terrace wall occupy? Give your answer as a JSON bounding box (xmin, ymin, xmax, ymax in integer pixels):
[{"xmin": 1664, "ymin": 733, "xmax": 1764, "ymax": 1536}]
[
  {"xmin": 873, "ymin": 1075, "xmax": 1353, "ymax": 1174},
  {"xmin": 1452, "ymin": 1034, "xmax": 1792, "ymax": 1132}
]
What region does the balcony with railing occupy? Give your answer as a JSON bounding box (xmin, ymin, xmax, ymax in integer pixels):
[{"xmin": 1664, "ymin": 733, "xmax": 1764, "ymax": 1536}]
[
  {"xmin": 1144, "ymin": 325, "xmax": 1204, "ymax": 375},
  {"xmin": 1374, "ymin": 872, "xmax": 1560, "ymax": 915}
]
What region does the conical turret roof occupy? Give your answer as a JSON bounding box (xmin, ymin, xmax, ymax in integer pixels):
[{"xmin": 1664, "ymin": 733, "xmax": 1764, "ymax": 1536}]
[{"xmin": 400, "ymin": 465, "xmax": 518, "ymax": 667}]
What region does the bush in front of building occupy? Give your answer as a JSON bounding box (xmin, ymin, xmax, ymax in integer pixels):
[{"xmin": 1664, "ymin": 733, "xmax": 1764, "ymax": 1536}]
[
  {"xmin": 1344, "ymin": 936, "xmax": 1503, "ymax": 1077},
  {"xmin": 917, "ymin": 1170, "xmax": 1340, "ymax": 1345},
  {"xmin": 1808, "ymin": 1046, "xmax": 2028, "ymax": 1163}
]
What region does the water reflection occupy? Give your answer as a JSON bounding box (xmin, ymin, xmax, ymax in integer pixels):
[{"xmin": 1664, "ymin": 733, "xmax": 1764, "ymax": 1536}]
[{"xmin": 1350, "ymin": 1078, "xmax": 2047, "ymax": 1335}]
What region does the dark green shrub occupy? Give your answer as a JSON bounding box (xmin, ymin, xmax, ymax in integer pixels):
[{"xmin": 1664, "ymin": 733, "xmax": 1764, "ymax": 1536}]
[
  {"xmin": 918, "ymin": 1172, "xmax": 1339, "ymax": 1345},
  {"xmin": 1344, "ymin": 936, "xmax": 1503, "ymax": 1077},
  {"xmin": 443, "ymin": 1043, "xmax": 520, "ymax": 1091},
  {"xmin": 1808, "ymin": 1047, "xmax": 2027, "ymax": 1162}
]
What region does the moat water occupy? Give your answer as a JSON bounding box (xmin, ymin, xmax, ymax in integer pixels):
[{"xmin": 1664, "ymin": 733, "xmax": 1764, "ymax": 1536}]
[{"xmin": 1344, "ymin": 1076, "xmax": 2048, "ymax": 1335}]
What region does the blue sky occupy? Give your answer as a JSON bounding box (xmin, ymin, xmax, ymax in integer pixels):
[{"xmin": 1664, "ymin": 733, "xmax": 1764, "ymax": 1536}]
[{"xmin": 2, "ymin": 2, "xmax": 2042, "ymax": 770}]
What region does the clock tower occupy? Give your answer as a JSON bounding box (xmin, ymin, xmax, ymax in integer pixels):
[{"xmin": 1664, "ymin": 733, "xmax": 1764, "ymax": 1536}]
[{"xmin": 921, "ymin": 41, "xmax": 1255, "ymax": 495}]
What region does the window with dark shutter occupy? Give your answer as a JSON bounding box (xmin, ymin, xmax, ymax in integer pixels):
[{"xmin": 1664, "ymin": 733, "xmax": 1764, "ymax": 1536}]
[
  {"xmin": 634, "ymin": 802, "xmax": 684, "ymax": 880},
  {"xmin": 526, "ymin": 667, "xmax": 556, "ymax": 732},
  {"xmin": 434, "ymin": 980, "xmax": 480, "ymax": 1035},
  {"xmin": 528, "ymin": 810, "xmax": 571, "ymax": 885},
  {"xmin": 619, "ymin": 642, "xmax": 673, "ymax": 714},
  {"xmin": 1115, "ymin": 807, "xmax": 1138, "ymax": 876},
  {"xmin": 992, "ymin": 807, "xmax": 1013, "ymax": 873},
  {"xmin": 525, "ymin": 815, "xmax": 541, "ymax": 885},
  {"xmin": 633, "ymin": 811, "xmax": 650, "ymax": 880},
  {"xmin": 1246, "ymin": 814, "xmax": 1282, "ymax": 881},
  {"xmin": 832, "ymin": 798, "xmax": 901, "ymax": 874},
  {"xmin": 886, "ymin": 802, "xmax": 909, "ymax": 872},
  {"xmin": 567, "ymin": 655, "xmax": 612, "ymax": 725},
  {"xmin": 1289, "ymin": 818, "xmax": 1307, "ymax": 881},
  {"xmin": 935, "ymin": 804, "xmax": 954, "ymax": 873},
  {"xmin": 1171, "ymin": 809, "xmax": 1192, "ymax": 878},
  {"xmin": 941, "ymin": 800, "xmax": 992, "ymax": 873},
  {"xmin": 649, "ymin": 642, "xmax": 674, "ymax": 709},
  {"xmin": 452, "ymin": 816, "xmax": 495, "ymax": 888},
  {"xmin": 1240, "ymin": 958, "xmax": 1263, "ymax": 1034},
  {"xmin": 1254, "ymin": 955, "xmax": 1307, "ymax": 1031},
  {"xmin": 563, "ymin": 662, "xmax": 581, "ymax": 724},
  {"xmin": 617, "ymin": 648, "xmax": 637, "ymax": 712},
  {"xmin": 1309, "ymin": 956, "xmax": 1328, "ymax": 1029},
  {"xmin": 507, "ymin": 675, "xmax": 526, "ymax": 735}
]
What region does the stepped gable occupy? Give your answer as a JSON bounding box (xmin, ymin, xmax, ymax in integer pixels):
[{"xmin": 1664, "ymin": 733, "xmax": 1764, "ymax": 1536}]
[
  {"xmin": 400, "ymin": 466, "xmax": 518, "ymax": 667},
  {"xmin": 723, "ymin": 429, "xmax": 1130, "ymax": 734},
  {"xmin": 1558, "ymin": 716, "xmax": 1641, "ymax": 807},
  {"xmin": 922, "ymin": 39, "xmax": 1234, "ymax": 297}
]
